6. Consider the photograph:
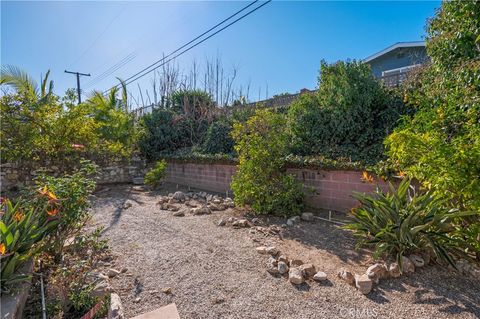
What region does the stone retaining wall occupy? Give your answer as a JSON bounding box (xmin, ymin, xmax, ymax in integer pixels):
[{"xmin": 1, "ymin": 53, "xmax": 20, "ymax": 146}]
[
  {"xmin": 0, "ymin": 158, "xmax": 147, "ymax": 192},
  {"xmin": 164, "ymin": 161, "xmax": 388, "ymax": 213}
]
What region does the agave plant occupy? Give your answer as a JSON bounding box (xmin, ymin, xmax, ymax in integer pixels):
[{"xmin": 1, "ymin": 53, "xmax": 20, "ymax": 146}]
[
  {"xmin": 0, "ymin": 198, "xmax": 58, "ymax": 293},
  {"xmin": 344, "ymin": 178, "xmax": 476, "ymax": 268}
]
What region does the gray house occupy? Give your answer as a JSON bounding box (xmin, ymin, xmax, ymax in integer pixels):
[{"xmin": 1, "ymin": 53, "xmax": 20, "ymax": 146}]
[{"xmin": 364, "ymin": 41, "xmax": 428, "ymax": 86}]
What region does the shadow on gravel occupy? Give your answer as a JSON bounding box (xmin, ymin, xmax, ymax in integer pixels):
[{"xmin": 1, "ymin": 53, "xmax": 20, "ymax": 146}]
[
  {"xmin": 374, "ymin": 267, "xmax": 480, "ymax": 317},
  {"xmin": 256, "ymin": 214, "xmax": 367, "ymax": 265}
]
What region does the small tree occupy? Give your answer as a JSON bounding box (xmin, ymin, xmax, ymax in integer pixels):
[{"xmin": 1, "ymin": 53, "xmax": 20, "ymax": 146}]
[{"xmin": 231, "ymin": 109, "xmax": 304, "ymax": 216}]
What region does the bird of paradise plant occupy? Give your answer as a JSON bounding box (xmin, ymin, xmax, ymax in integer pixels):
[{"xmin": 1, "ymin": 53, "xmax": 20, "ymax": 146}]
[{"xmin": 0, "ymin": 198, "xmax": 59, "ymax": 293}]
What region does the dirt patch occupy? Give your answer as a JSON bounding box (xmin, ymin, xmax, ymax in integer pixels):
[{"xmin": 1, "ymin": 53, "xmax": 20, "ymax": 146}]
[{"xmin": 91, "ymin": 184, "xmax": 480, "ymax": 319}]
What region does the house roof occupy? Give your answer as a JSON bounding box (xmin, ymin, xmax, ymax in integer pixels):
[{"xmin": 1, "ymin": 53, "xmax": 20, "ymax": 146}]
[{"xmin": 364, "ymin": 41, "xmax": 426, "ymax": 63}]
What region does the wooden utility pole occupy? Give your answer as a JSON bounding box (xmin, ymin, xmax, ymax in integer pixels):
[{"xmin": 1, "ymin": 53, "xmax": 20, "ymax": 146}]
[{"xmin": 64, "ymin": 70, "xmax": 91, "ymax": 104}]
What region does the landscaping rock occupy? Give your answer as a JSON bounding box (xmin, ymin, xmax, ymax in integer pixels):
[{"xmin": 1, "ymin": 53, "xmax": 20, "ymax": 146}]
[
  {"xmin": 256, "ymin": 246, "xmax": 268, "ymax": 254},
  {"xmin": 217, "ymin": 219, "xmax": 226, "ymax": 226},
  {"xmin": 338, "ymin": 269, "xmax": 355, "ymax": 285},
  {"xmin": 313, "ymin": 271, "xmax": 327, "ymax": 282},
  {"xmin": 266, "ymin": 257, "xmax": 279, "ymax": 275},
  {"xmin": 388, "ymin": 263, "xmax": 401, "ymax": 278},
  {"xmin": 212, "ymin": 198, "xmax": 222, "ymax": 204},
  {"xmin": 233, "ymin": 219, "xmax": 250, "ymax": 228},
  {"xmin": 401, "ymin": 256, "xmax": 415, "ymax": 273},
  {"xmin": 166, "ymin": 203, "xmax": 180, "ymax": 212},
  {"xmin": 172, "ymin": 191, "xmax": 186, "ymax": 201},
  {"xmin": 162, "ymin": 287, "xmax": 172, "ymax": 294},
  {"xmin": 192, "ymin": 206, "xmax": 211, "ymax": 215},
  {"xmin": 91, "ymin": 281, "xmax": 111, "ymax": 297},
  {"xmin": 208, "ymin": 203, "xmax": 220, "ymax": 211},
  {"xmin": 288, "ymin": 267, "xmax": 305, "ymax": 285},
  {"xmin": 185, "ymin": 201, "xmax": 197, "ymax": 208},
  {"xmin": 299, "ymin": 263, "xmax": 316, "ymax": 278},
  {"xmin": 266, "ymin": 246, "xmax": 279, "ymax": 256},
  {"xmin": 173, "ymin": 210, "xmax": 185, "ymax": 217},
  {"xmin": 301, "ymin": 212, "xmax": 314, "ymax": 222},
  {"xmin": 123, "ymin": 201, "xmax": 133, "ymax": 209},
  {"xmin": 108, "ymin": 293, "xmax": 124, "ymax": 319},
  {"xmin": 290, "ymin": 259, "xmax": 303, "ymax": 268},
  {"xmin": 227, "ymin": 217, "xmax": 237, "ymax": 223},
  {"xmin": 366, "ymin": 263, "xmax": 388, "ymax": 283},
  {"xmin": 277, "ymin": 261, "xmax": 289, "ymax": 275},
  {"xmin": 355, "ymin": 274, "xmax": 373, "ymax": 294},
  {"xmin": 409, "ymin": 254, "xmax": 425, "ymax": 268},
  {"xmin": 251, "ymin": 218, "xmax": 261, "ymax": 225},
  {"xmin": 278, "ymin": 255, "xmax": 289, "ymax": 264},
  {"xmin": 107, "ymin": 268, "xmax": 121, "ymax": 278}
]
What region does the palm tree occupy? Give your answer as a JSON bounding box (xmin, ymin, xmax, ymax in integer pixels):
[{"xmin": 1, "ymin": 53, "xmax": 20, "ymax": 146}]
[{"xmin": 0, "ymin": 65, "xmax": 53, "ymax": 101}]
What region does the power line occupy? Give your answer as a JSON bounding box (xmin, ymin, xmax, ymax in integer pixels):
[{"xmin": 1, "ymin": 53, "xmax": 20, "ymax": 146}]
[
  {"xmin": 83, "ymin": 51, "xmax": 137, "ymax": 89},
  {"xmin": 104, "ymin": 0, "xmax": 270, "ymax": 94},
  {"xmin": 84, "ymin": 9, "xmax": 191, "ymax": 92},
  {"xmin": 68, "ymin": 5, "xmax": 126, "ymax": 68}
]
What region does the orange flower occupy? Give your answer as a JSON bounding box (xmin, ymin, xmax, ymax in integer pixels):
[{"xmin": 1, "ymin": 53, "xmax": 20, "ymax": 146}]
[
  {"xmin": 39, "ymin": 186, "xmax": 58, "ymax": 202},
  {"xmin": 39, "ymin": 185, "xmax": 49, "ymax": 196},
  {"xmin": 47, "ymin": 208, "xmax": 58, "ymax": 217},
  {"xmin": 47, "ymin": 191, "xmax": 58, "ymax": 202},
  {"xmin": 361, "ymin": 171, "xmax": 375, "ymax": 184},
  {"xmin": 13, "ymin": 211, "xmax": 24, "ymax": 222},
  {"xmin": 398, "ymin": 171, "xmax": 406, "ymax": 177},
  {"xmin": 0, "ymin": 243, "xmax": 6, "ymax": 255}
]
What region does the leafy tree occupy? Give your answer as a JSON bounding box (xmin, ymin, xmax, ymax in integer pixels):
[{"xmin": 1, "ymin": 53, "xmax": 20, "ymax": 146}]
[
  {"xmin": 87, "ymin": 81, "xmax": 137, "ymax": 157},
  {"xmin": 231, "ymin": 109, "xmax": 304, "ymax": 216},
  {"xmin": 0, "ymin": 66, "xmax": 136, "ymax": 163},
  {"xmin": 385, "ymin": 1, "xmax": 480, "ymax": 257},
  {"xmin": 287, "ymin": 60, "xmax": 405, "ymax": 164}
]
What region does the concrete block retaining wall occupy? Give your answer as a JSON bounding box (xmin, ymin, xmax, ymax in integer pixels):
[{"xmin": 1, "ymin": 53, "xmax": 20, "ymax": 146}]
[{"xmin": 164, "ymin": 161, "xmax": 388, "ymax": 213}]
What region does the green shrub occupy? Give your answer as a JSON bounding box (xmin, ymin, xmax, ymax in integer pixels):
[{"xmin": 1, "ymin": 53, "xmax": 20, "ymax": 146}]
[
  {"xmin": 0, "ymin": 67, "xmax": 136, "ymax": 163},
  {"xmin": 231, "ymin": 109, "xmax": 304, "ymax": 216},
  {"xmin": 384, "ymin": 1, "xmax": 480, "ymax": 257},
  {"xmin": 138, "ymin": 107, "xmax": 211, "ymax": 160},
  {"xmin": 287, "ymin": 61, "xmax": 406, "ymax": 164},
  {"xmin": 202, "ymin": 120, "xmax": 234, "ymax": 155},
  {"xmin": 26, "ymin": 160, "xmax": 97, "ymax": 259},
  {"xmin": 144, "ymin": 160, "xmax": 167, "ymax": 188},
  {"xmin": 344, "ymin": 178, "xmax": 476, "ymax": 268}
]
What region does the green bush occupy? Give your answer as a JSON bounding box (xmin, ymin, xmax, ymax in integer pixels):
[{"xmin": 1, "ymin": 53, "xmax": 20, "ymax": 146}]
[
  {"xmin": 231, "ymin": 109, "xmax": 304, "ymax": 216},
  {"xmin": 138, "ymin": 107, "xmax": 212, "ymax": 160},
  {"xmin": 0, "ymin": 67, "xmax": 136, "ymax": 163},
  {"xmin": 26, "ymin": 160, "xmax": 97, "ymax": 259},
  {"xmin": 144, "ymin": 160, "xmax": 167, "ymax": 188},
  {"xmin": 344, "ymin": 178, "xmax": 476, "ymax": 268},
  {"xmin": 287, "ymin": 61, "xmax": 406, "ymax": 164},
  {"xmin": 384, "ymin": 1, "xmax": 480, "ymax": 256},
  {"xmin": 202, "ymin": 120, "xmax": 234, "ymax": 155}
]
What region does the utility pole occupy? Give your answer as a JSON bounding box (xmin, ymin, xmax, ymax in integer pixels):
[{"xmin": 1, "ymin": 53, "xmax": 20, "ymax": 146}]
[{"xmin": 64, "ymin": 70, "xmax": 91, "ymax": 104}]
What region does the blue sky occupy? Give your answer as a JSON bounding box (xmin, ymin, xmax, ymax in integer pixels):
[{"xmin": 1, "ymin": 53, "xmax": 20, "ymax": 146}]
[{"xmin": 2, "ymin": 1, "xmax": 440, "ymax": 104}]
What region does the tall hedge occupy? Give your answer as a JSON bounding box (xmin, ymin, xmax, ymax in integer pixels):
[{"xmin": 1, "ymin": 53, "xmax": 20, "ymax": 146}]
[{"xmin": 287, "ymin": 60, "xmax": 405, "ymax": 164}]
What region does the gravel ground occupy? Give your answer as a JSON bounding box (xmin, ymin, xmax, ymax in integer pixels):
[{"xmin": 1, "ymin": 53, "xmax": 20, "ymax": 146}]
[{"xmin": 91, "ymin": 184, "xmax": 480, "ymax": 319}]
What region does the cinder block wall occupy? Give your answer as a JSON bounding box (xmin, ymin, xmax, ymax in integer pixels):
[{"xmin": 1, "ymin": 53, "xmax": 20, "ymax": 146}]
[{"xmin": 164, "ymin": 161, "xmax": 387, "ymax": 213}]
